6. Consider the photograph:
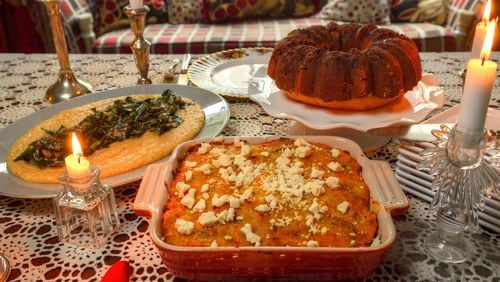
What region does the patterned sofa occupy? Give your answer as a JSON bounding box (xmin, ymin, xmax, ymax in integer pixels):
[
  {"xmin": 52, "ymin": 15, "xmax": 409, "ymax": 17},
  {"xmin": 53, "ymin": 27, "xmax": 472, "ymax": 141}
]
[{"xmin": 30, "ymin": 0, "xmax": 485, "ymax": 54}]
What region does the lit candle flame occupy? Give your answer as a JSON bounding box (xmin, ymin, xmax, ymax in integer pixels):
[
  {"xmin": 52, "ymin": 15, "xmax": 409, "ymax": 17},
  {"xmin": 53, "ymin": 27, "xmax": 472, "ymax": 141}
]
[
  {"xmin": 71, "ymin": 132, "xmax": 84, "ymax": 157},
  {"xmin": 480, "ymin": 20, "xmax": 496, "ymax": 62},
  {"xmin": 482, "ymin": 0, "xmax": 491, "ymax": 22}
]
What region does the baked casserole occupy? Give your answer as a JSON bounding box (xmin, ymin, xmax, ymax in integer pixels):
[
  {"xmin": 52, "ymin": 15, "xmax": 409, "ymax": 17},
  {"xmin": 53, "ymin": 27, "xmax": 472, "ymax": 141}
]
[{"xmin": 162, "ymin": 137, "xmax": 379, "ymax": 248}]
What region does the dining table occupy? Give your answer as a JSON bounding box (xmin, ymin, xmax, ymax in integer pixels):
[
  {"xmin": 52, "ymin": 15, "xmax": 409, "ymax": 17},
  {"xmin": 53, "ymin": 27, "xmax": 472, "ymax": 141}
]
[{"xmin": 0, "ymin": 52, "xmax": 499, "ymax": 281}]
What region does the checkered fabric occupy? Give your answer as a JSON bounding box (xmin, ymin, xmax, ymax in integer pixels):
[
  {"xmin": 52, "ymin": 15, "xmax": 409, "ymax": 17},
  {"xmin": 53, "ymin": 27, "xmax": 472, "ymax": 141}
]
[
  {"xmin": 447, "ymin": 0, "xmax": 483, "ymax": 30},
  {"xmin": 60, "ymin": 0, "xmax": 92, "ymax": 53},
  {"xmin": 93, "ymin": 18, "xmax": 456, "ymax": 54}
]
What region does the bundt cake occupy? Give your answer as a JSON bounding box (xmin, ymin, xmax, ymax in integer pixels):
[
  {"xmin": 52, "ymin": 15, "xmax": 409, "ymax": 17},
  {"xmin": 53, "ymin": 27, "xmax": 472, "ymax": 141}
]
[{"xmin": 267, "ymin": 22, "xmax": 422, "ymax": 111}]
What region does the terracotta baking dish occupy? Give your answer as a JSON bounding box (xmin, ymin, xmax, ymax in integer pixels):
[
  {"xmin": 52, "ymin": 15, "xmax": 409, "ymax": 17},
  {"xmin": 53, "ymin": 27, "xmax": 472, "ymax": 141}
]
[{"xmin": 134, "ymin": 136, "xmax": 409, "ymax": 280}]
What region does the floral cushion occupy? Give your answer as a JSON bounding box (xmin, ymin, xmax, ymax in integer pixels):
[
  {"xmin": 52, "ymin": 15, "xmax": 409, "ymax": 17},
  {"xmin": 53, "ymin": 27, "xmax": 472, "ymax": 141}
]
[
  {"xmin": 391, "ymin": 0, "xmax": 448, "ymax": 25},
  {"xmin": 317, "ymin": 0, "xmax": 391, "ymax": 24},
  {"xmin": 168, "ymin": 0, "xmax": 202, "ymax": 24},
  {"xmin": 93, "ymin": 0, "xmax": 168, "ymax": 36},
  {"xmin": 202, "ymin": 0, "xmax": 323, "ymax": 24}
]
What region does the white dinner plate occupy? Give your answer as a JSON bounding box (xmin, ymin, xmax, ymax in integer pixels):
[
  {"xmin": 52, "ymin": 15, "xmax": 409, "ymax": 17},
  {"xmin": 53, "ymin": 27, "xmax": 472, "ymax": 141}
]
[
  {"xmin": 0, "ymin": 84, "xmax": 229, "ymax": 199},
  {"xmin": 188, "ymin": 47, "xmax": 273, "ymax": 98},
  {"xmin": 248, "ymin": 71, "xmax": 445, "ymax": 131}
]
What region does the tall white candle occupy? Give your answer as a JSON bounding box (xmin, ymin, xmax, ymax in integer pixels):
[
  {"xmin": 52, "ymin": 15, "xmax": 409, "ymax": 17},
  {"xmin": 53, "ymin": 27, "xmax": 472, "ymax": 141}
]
[
  {"xmin": 457, "ymin": 21, "xmax": 497, "ymax": 134},
  {"xmin": 471, "ymin": 22, "xmax": 488, "ymax": 58},
  {"xmin": 129, "ymin": 0, "xmax": 143, "ymax": 9},
  {"xmin": 470, "ymin": 0, "xmax": 491, "ymax": 58},
  {"xmin": 65, "ymin": 133, "xmax": 90, "ymax": 180}
]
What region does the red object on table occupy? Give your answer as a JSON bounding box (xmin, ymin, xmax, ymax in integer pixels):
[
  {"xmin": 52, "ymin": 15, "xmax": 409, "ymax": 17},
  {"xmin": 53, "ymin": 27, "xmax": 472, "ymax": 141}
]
[{"xmin": 101, "ymin": 261, "xmax": 130, "ymax": 282}]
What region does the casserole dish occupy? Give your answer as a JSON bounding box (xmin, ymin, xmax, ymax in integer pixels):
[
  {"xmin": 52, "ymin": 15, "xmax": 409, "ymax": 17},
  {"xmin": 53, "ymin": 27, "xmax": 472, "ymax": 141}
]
[{"xmin": 134, "ymin": 136, "xmax": 409, "ymax": 280}]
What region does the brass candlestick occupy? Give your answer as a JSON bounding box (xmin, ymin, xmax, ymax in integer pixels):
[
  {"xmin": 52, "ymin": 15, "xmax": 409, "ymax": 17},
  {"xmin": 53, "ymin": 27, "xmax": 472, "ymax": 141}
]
[
  {"xmin": 40, "ymin": 0, "xmax": 93, "ymax": 103},
  {"xmin": 123, "ymin": 5, "xmax": 152, "ymax": 85}
]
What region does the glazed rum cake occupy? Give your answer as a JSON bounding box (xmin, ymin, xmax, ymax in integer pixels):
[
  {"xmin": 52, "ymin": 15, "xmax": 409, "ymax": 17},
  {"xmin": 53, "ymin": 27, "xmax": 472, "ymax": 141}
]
[{"xmin": 162, "ymin": 138, "xmax": 378, "ymax": 248}]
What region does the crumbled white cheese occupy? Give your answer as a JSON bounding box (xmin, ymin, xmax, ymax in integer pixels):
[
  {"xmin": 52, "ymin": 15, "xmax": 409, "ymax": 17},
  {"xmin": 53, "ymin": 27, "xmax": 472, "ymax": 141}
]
[
  {"xmin": 219, "ymin": 166, "xmax": 234, "ymax": 182},
  {"xmin": 217, "ymin": 208, "xmax": 235, "ymax": 224},
  {"xmin": 310, "ymin": 167, "xmax": 325, "ymax": 179},
  {"xmin": 305, "ymin": 214, "xmax": 314, "ymax": 227},
  {"xmin": 233, "ymin": 137, "xmax": 241, "ymax": 147},
  {"xmin": 214, "ymin": 135, "xmax": 224, "ymax": 142},
  {"xmin": 184, "ymin": 170, "xmax": 193, "ymax": 182},
  {"xmin": 336, "ymin": 201, "xmax": 349, "ymax": 214},
  {"xmin": 212, "ymin": 193, "xmax": 229, "ymax": 207},
  {"xmin": 210, "ymin": 240, "xmax": 218, "ymax": 247},
  {"xmin": 202, "ymin": 192, "xmax": 209, "ymax": 200},
  {"xmin": 240, "ymin": 144, "xmax": 250, "ymax": 157},
  {"xmin": 228, "ymin": 196, "xmax": 241, "ymax": 208},
  {"xmin": 255, "ymin": 204, "xmax": 271, "ymax": 213},
  {"xmin": 308, "ymin": 200, "xmax": 328, "ymax": 220},
  {"xmin": 192, "ymin": 199, "xmax": 206, "ymax": 212},
  {"xmin": 240, "ymin": 223, "xmax": 261, "ymax": 245},
  {"xmin": 326, "ymin": 176, "xmax": 339, "ymax": 188},
  {"xmin": 224, "ymin": 235, "xmax": 233, "ymax": 241},
  {"xmin": 294, "ymin": 138, "xmax": 310, "ymax": 147},
  {"xmin": 236, "ymin": 216, "xmax": 244, "ymax": 221},
  {"xmin": 198, "ymin": 142, "xmax": 211, "ymax": 154},
  {"xmin": 276, "ymin": 156, "xmax": 290, "ymax": 166},
  {"xmin": 185, "ymin": 161, "xmax": 198, "ymax": 168},
  {"xmin": 330, "ymin": 148, "xmax": 340, "ymax": 158},
  {"xmin": 198, "ymin": 211, "xmax": 218, "ymax": 226},
  {"xmin": 260, "ymin": 151, "xmax": 269, "ymax": 157},
  {"xmin": 233, "ymin": 154, "xmax": 247, "ymax": 167},
  {"xmin": 194, "ymin": 163, "xmax": 213, "ymax": 175},
  {"xmin": 175, "ymin": 182, "xmax": 191, "ymax": 197},
  {"xmin": 270, "ymin": 216, "xmax": 293, "ymax": 228},
  {"xmin": 265, "ymin": 194, "xmax": 278, "ymax": 209},
  {"xmin": 180, "ymin": 189, "xmax": 196, "ymax": 209},
  {"xmin": 212, "ymin": 153, "xmax": 232, "ymax": 168},
  {"xmin": 239, "ymin": 188, "xmax": 253, "ymax": 202},
  {"xmin": 307, "ymin": 240, "xmax": 319, "ymax": 247},
  {"xmin": 304, "ymin": 180, "xmax": 325, "ymax": 197},
  {"xmin": 294, "ymin": 146, "xmax": 312, "ymax": 158},
  {"xmin": 201, "ymin": 184, "xmax": 209, "ymax": 192},
  {"xmin": 280, "ymin": 147, "xmax": 293, "ymax": 158},
  {"xmin": 327, "ymin": 162, "xmax": 342, "ymax": 171},
  {"xmin": 209, "ymin": 147, "xmax": 223, "ymax": 157},
  {"xmin": 175, "ymin": 219, "xmax": 194, "ymax": 235}
]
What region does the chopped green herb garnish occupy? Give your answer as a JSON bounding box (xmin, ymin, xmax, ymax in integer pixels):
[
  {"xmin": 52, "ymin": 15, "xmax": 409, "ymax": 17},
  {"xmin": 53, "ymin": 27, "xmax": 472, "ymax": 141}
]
[{"xmin": 15, "ymin": 89, "xmax": 189, "ymax": 168}]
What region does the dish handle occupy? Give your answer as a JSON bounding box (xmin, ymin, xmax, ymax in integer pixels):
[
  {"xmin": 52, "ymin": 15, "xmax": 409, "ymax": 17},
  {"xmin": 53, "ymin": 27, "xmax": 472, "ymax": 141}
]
[
  {"xmin": 133, "ymin": 162, "xmax": 170, "ymax": 218},
  {"xmin": 365, "ymin": 160, "xmax": 410, "ymax": 216}
]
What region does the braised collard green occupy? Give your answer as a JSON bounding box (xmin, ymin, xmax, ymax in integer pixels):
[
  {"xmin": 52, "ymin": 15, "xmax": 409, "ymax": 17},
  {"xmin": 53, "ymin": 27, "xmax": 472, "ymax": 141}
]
[{"xmin": 15, "ymin": 90, "xmax": 190, "ymax": 168}]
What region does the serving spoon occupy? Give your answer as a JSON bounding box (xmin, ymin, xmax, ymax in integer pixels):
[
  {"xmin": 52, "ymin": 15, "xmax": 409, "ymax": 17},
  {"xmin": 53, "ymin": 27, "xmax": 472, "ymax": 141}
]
[{"xmin": 0, "ymin": 253, "xmax": 10, "ymax": 282}]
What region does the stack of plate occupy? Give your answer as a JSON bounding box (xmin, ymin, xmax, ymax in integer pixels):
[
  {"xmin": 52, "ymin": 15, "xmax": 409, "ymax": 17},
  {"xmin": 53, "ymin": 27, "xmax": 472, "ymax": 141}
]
[{"xmin": 395, "ymin": 105, "xmax": 500, "ymax": 233}]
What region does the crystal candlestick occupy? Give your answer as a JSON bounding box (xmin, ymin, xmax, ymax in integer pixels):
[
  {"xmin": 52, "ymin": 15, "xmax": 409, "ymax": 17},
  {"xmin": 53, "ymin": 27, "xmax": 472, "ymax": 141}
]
[
  {"xmin": 417, "ymin": 125, "xmax": 499, "ymax": 263},
  {"xmin": 123, "ymin": 5, "xmax": 152, "ymax": 84},
  {"xmin": 54, "ymin": 166, "xmax": 120, "ymax": 249},
  {"xmin": 40, "ymin": 0, "xmax": 93, "ymax": 103}
]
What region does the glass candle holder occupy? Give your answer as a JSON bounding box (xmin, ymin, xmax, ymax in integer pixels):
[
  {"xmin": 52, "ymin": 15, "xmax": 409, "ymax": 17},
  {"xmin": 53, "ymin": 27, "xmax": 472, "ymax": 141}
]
[
  {"xmin": 417, "ymin": 125, "xmax": 499, "ymax": 263},
  {"xmin": 54, "ymin": 166, "xmax": 120, "ymax": 249}
]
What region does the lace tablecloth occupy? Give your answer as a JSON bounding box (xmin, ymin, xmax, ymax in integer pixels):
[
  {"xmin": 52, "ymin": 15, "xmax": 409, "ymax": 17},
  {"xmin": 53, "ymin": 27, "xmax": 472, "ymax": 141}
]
[{"xmin": 0, "ymin": 53, "xmax": 499, "ymax": 281}]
